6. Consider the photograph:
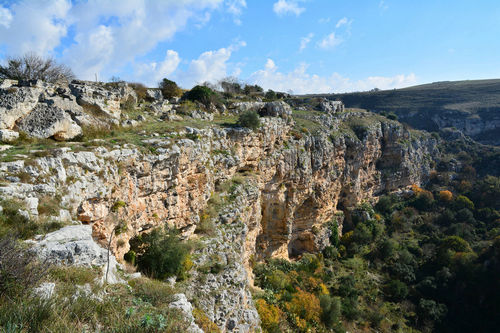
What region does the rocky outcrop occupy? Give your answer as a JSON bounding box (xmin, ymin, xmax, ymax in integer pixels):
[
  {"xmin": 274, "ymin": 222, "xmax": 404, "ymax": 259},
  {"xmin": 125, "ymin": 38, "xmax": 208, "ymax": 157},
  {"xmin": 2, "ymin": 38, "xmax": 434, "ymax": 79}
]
[
  {"xmin": 319, "ymin": 98, "xmax": 344, "ymax": 113},
  {"xmin": 0, "ymin": 85, "xmax": 42, "ymax": 129},
  {"xmin": 259, "ymin": 101, "xmax": 292, "ymax": 118},
  {"xmin": 17, "ymin": 103, "xmax": 82, "ymax": 140},
  {"xmin": 28, "ymin": 224, "xmax": 123, "ymax": 284},
  {"xmin": 0, "ymin": 79, "xmax": 135, "ymax": 140},
  {"xmin": 0, "ymin": 89, "xmax": 437, "ymax": 331},
  {"xmin": 69, "ymin": 80, "xmax": 136, "ymax": 119}
]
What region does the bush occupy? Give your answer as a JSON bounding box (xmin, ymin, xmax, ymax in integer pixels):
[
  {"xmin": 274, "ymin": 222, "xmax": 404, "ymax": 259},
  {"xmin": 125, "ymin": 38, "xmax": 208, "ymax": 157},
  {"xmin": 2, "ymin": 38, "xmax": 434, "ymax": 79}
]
[
  {"xmin": 0, "ymin": 52, "xmax": 74, "ymax": 83},
  {"xmin": 237, "ymin": 110, "xmax": 260, "ymax": 130},
  {"xmin": 243, "ymin": 84, "xmax": 264, "ymax": 95},
  {"xmin": 0, "ymin": 236, "xmax": 49, "ymax": 297},
  {"xmin": 184, "ymin": 85, "xmax": 216, "ymax": 106},
  {"xmin": 454, "ymin": 195, "xmax": 475, "ymax": 210},
  {"xmin": 159, "ymin": 78, "xmax": 182, "ymax": 99},
  {"xmin": 386, "ymin": 279, "xmax": 408, "ymax": 301},
  {"xmin": 285, "ymin": 289, "xmax": 321, "ymax": 323},
  {"xmin": 439, "ymin": 190, "xmax": 453, "ymax": 202},
  {"xmin": 129, "ymin": 82, "xmax": 148, "ymax": 101},
  {"xmin": 265, "ymin": 90, "xmax": 277, "ymax": 100},
  {"xmin": 418, "ymin": 299, "xmax": 447, "ymax": 322},
  {"xmin": 256, "ymin": 299, "xmax": 282, "ymax": 333},
  {"xmin": 131, "ymin": 228, "xmax": 192, "ymax": 280},
  {"xmin": 320, "ymin": 295, "xmax": 342, "ymax": 329}
]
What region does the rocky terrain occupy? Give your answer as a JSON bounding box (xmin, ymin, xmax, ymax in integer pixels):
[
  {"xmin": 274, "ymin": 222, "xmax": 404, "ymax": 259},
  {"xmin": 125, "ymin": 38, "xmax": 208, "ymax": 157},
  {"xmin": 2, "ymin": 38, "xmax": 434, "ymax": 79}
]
[
  {"xmin": 307, "ymin": 79, "xmax": 500, "ymax": 146},
  {"xmin": 0, "ymin": 79, "xmax": 439, "ymax": 332}
]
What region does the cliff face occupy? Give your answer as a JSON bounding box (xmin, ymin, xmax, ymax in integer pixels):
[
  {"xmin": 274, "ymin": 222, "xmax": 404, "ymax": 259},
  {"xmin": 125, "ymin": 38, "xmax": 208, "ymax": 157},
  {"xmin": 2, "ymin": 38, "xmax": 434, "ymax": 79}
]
[{"xmin": 0, "ymin": 101, "xmax": 437, "ymax": 330}]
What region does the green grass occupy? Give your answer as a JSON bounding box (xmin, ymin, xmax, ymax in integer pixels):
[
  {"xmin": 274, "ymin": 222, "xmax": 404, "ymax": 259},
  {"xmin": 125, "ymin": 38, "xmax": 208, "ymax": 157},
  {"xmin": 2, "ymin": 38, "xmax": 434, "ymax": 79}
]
[{"xmin": 0, "ymin": 263, "xmax": 191, "ymax": 332}]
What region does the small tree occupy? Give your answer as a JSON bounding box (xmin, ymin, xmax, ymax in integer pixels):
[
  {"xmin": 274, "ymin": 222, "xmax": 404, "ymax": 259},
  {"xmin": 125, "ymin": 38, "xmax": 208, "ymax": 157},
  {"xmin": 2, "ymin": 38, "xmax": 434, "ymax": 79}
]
[
  {"xmin": 237, "ymin": 110, "xmax": 260, "ymax": 130},
  {"xmin": 0, "ymin": 52, "xmax": 74, "ymax": 83},
  {"xmin": 265, "ymin": 89, "xmax": 277, "ymax": 100},
  {"xmin": 159, "ymin": 78, "xmax": 182, "ymax": 99}
]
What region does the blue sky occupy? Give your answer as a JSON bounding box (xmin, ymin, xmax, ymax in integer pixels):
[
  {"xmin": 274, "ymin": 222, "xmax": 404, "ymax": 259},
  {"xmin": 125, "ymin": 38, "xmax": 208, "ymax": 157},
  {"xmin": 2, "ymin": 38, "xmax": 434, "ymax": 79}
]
[{"xmin": 1, "ymin": 0, "xmax": 500, "ymax": 93}]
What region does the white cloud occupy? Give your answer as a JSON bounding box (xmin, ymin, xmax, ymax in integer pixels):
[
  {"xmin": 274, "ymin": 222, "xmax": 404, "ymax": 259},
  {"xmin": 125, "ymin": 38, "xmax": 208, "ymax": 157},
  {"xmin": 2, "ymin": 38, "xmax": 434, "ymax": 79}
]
[
  {"xmin": 0, "ymin": 0, "xmax": 70, "ymax": 55},
  {"xmin": 175, "ymin": 41, "xmax": 246, "ymax": 88},
  {"xmin": 273, "ymin": 0, "xmax": 305, "ymax": 17},
  {"xmin": 336, "ymin": 17, "xmax": 348, "ymax": 28},
  {"xmin": 318, "ymin": 17, "xmax": 331, "ymax": 24},
  {"xmin": 135, "ymin": 50, "xmax": 181, "ymax": 86},
  {"xmin": 249, "ymin": 59, "xmax": 417, "ymax": 94},
  {"xmin": 226, "ymin": 0, "xmax": 246, "ymax": 25},
  {"xmin": 317, "ymin": 32, "xmax": 343, "ymax": 49},
  {"xmin": 0, "ymin": 0, "xmax": 226, "ymax": 80},
  {"xmin": 299, "ymin": 33, "xmax": 314, "ymax": 52},
  {"xmin": 0, "ymin": 6, "xmax": 13, "ymax": 28}
]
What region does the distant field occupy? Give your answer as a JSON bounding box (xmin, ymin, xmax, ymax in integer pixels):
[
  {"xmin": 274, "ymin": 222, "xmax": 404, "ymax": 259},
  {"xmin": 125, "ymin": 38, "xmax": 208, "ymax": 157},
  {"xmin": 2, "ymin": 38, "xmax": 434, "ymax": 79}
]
[{"xmin": 301, "ymin": 79, "xmax": 500, "ymax": 145}]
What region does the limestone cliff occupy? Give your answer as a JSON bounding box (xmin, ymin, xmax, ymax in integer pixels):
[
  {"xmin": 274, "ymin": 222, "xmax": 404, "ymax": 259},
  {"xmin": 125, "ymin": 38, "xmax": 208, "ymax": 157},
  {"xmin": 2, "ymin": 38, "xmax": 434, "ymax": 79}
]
[{"xmin": 0, "ymin": 83, "xmax": 438, "ymax": 331}]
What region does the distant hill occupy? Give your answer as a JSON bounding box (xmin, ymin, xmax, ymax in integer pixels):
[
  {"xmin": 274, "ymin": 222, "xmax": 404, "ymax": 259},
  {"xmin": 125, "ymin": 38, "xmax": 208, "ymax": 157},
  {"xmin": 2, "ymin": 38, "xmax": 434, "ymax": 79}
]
[{"xmin": 310, "ymin": 79, "xmax": 500, "ymax": 145}]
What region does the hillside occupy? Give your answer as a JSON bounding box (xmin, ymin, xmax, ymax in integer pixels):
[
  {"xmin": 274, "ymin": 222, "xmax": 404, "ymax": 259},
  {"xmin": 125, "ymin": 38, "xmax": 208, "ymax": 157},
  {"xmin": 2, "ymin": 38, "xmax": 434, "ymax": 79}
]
[
  {"xmin": 306, "ymin": 79, "xmax": 500, "ymax": 145},
  {"xmin": 0, "ymin": 78, "xmax": 499, "ymax": 332}
]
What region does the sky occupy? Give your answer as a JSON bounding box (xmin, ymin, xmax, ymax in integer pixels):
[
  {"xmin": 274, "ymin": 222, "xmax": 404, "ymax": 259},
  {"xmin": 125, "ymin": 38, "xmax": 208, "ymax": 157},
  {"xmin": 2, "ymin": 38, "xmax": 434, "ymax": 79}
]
[{"xmin": 1, "ymin": 0, "xmax": 500, "ymax": 94}]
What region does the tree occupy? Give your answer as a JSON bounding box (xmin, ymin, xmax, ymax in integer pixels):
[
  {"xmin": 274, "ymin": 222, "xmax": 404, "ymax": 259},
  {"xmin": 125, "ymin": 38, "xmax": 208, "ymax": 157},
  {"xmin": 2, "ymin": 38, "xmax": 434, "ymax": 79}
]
[
  {"xmin": 0, "ymin": 52, "xmax": 74, "ymax": 83},
  {"xmin": 159, "ymin": 78, "xmax": 182, "ymax": 99}
]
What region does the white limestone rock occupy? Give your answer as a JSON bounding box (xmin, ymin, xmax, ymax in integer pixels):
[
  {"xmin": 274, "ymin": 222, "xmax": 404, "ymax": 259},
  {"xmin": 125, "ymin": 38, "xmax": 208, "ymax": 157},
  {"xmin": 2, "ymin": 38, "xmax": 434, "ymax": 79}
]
[{"xmin": 0, "ymin": 129, "xmax": 19, "ymax": 142}]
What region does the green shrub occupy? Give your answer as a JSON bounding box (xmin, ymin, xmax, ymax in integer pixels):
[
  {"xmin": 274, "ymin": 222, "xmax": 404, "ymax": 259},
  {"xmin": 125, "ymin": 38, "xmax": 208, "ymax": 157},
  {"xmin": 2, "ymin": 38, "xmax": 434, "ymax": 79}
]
[
  {"xmin": 183, "ymin": 85, "xmax": 216, "ymax": 106},
  {"xmin": 131, "ymin": 228, "xmax": 192, "ymax": 280},
  {"xmin": 265, "ymin": 90, "xmax": 277, "ymax": 100},
  {"xmin": 386, "ymin": 279, "xmax": 408, "ymax": 301},
  {"xmin": 320, "ymin": 295, "xmax": 342, "ymax": 329},
  {"xmin": 159, "ymin": 78, "xmax": 182, "ymax": 99},
  {"xmin": 111, "ymin": 200, "xmax": 127, "ymax": 212},
  {"xmin": 237, "ymin": 110, "xmax": 260, "ymax": 130}
]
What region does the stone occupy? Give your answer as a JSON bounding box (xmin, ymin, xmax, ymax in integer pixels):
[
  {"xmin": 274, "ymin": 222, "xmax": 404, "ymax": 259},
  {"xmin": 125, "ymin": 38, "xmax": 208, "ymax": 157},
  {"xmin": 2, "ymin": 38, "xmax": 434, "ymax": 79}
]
[
  {"xmin": 150, "ymin": 100, "xmax": 173, "ymax": 115},
  {"xmin": 145, "ymin": 89, "xmax": 163, "ymax": 101},
  {"xmin": 0, "ymin": 86, "xmax": 41, "ymax": 129},
  {"xmin": 0, "ymin": 79, "xmax": 18, "ymax": 89},
  {"xmin": 259, "ymin": 101, "xmax": 292, "ymax": 118},
  {"xmin": 169, "ymin": 294, "xmax": 204, "ymax": 333},
  {"xmin": 25, "ymin": 197, "xmax": 39, "ymax": 217},
  {"xmin": 30, "ymin": 224, "xmax": 109, "ymax": 266},
  {"xmin": 69, "ymin": 80, "xmax": 136, "ymax": 119},
  {"xmin": 16, "ymin": 103, "xmax": 82, "ymax": 140},
  {"xmin": 231, "ymin": 101, "xmax": 264, "ymax": 114},
  {"xmin": 319, "ymin": 98, "xmax": 344, "ymax": 113},
  {"xmin": 0, "ymin": 129, "xmax": 19, "ymax": 142}
]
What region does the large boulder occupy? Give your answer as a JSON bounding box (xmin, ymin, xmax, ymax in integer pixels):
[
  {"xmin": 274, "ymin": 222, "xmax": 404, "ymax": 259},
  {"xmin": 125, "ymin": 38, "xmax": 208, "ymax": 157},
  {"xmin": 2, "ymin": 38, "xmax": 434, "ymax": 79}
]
[
  {"xmin": 259, "ymin": 101, "xmax": 292, "ymax": 118},
  {"xmin": 30, "ymin": 224, "xmax": 109, "ymax": 266},
  {"xmin": 17, "ymin": 103, "xmax": 82, "ymax": 141},
  {"xmin": 319, "ymin": 98, "xmax": 344, "ymax": 113},
  {"xmin": 0, "ymin": 86, "xmax": 41, "ymax": 129},
  {"xmin": 145, "ymin": 89, "xmax": 163, "ymax": 102},
  {"xmin": 69, "ymin": 80, "xmax": 136, "ymax": 119},
  {"xmin": 29, "ymin": 224, "xmax": 123, "ymax": 284}
]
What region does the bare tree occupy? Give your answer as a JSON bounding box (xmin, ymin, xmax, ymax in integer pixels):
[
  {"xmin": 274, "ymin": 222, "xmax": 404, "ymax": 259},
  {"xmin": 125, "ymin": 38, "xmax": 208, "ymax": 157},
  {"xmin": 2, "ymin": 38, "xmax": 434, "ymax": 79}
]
[{"xmin": 0, "ymin": 52, "xmax": 75, "ymax": 83}]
